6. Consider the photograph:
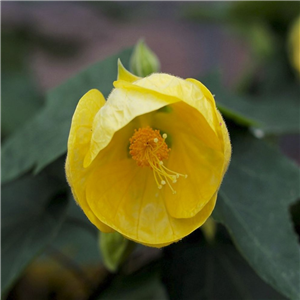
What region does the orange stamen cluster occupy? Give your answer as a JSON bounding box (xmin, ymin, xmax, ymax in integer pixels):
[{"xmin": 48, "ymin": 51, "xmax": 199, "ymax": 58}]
[{"xmin": 129, "ymin": 126, "xmax": 187, "ymax": 193}]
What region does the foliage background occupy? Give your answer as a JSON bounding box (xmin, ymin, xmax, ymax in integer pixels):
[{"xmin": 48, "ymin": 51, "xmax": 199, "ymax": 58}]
[{"xmin": 2, "ymin": 2, "xmax": 300, "ymax": 300}]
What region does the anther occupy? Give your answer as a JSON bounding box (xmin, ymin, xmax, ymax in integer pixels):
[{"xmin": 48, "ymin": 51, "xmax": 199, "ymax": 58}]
[{"xmin": 129, "ymin": 126, "xmax": 187, "ymax": 193}]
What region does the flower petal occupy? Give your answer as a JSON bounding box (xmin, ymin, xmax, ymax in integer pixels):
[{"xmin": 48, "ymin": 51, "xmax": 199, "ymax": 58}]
[
  {"xmin": 85, "ymin": 130, "xmax": 218, "ymax": 246},
  {"xmin": 186, "ymin": 78, "xmax": 223, "ymax": 143},
  {"xmin": 133, "ymin": 192, "xmax": 217, "ymax": 248},
  {"xmin": 65, "ymin": 89, "xmax": 113, "ymax": 232},
  {"xmin": 135, "ymin": 74, "xmax": 222, "ymax": 143},
  {"xmin": 83, "ymin": 80, "xmax": 181, "ymax": 168},
  {"xmin": 216, "ymin": 110, "xmax": 232, "ymax": 175},
  {"xmin": 84, "ymin": 74, "xmax": 222, "ymax": 168},
  {"xmin": 117, "ymin": 59, "xmax": 140, "ymax": 83},
  {"xmin": 149, "ymin": 102, "xmax": 224, "ymax": 218}
]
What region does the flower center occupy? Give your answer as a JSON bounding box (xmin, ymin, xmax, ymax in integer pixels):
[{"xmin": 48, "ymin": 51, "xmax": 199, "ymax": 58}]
[{"xmin": 129, "ymin": 126, "xmax": 187, "ymax": 193}]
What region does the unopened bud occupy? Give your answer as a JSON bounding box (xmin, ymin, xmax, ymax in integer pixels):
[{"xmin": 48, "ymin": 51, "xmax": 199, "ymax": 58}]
[
  {"xmin": 130, "ymin": 39, "xmax": 160, "ymax": 77},
  {"xmin": 201, "ymin": 217, "xmax": 217, "ymax": 244},
  {"xmin": 99, "ymin": 231, "xmax": 136, "ymax": 272}
]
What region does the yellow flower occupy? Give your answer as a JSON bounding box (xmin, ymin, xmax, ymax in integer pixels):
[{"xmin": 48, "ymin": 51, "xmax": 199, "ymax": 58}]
[
  {"xmin": 65, "ymin": 60, "xmax": 231, "ymax": 248},
  {"xmin": 288, "ymin": 16, "xmax": 300, "ymax": 77}
]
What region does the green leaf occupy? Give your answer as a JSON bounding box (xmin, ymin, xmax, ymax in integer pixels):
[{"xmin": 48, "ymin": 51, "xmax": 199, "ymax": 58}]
[
  {"xmin": 201, "ymin": 73, "xmax": 300, "ymax": 134},
  {"xmin": 162, "ymin": 229, "xmax": 284, "ymax": 300},
  {"xmin": 2, "ymin": 71, "xmax": 43, "ymax": 137},
  {"xmin": 49, "ymin": 192, "xmax": 102, "ymax": 265},
  {"xmin": 213, "ymin": 126, "xmax": 300, "ymax": 299},
  {"xmin": 2, "ymin": 47, "xmax": 133, "ymax": 184},
  {"xmin": 1, "ymin": 29, "xmax": 44, "ymax": 138},
  {"xmin": 98, "ymin": 263, "xmax": 168, "ymax": 300},
  {"xmin": 1, "ymin": 173, "xmax": 69, "ymax": 295}
]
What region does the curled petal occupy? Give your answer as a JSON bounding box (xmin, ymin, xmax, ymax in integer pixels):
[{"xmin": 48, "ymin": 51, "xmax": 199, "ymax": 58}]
[
  {"xmin": 117, "ymin": 59, "xmax": 140, "ymax": 83},
  {"xmin": 66, "ymin": 89, "xmax": 114, "ymax": 232},
  {"xmin": 84, "ymin": 74, "xmax": 222, "ymax": 168}
]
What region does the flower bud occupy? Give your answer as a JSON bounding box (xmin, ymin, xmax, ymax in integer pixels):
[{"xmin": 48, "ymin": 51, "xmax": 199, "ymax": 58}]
[
  {"xmin": 130, "ymin": 39, "xmax": 160, "ymax": 77},
  {"xmin": 99, "ymin": 232, "xmax": 135, "ymax": 272},
  {"xmin": 201, "ymin": 217, "xmax": 217, "ymax": 244}
]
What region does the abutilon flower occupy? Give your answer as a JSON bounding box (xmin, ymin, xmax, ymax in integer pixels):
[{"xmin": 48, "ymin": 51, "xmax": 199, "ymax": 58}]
[{"xmin": 65, "ymin": 60, "xmax": 231, "ymax": 247}]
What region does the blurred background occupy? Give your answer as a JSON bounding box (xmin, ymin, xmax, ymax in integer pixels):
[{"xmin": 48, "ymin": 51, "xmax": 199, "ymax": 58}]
[
  {"xmin": 2, "ymin": 2, "xmax": 300, "ymax": 300},
  {"xmin": 1, "ymin": 1, "xmax": 258, "ymax": 139},
  {"xmin": 3, "ymin": 1, "xmax": 299, "ymax": 158}
]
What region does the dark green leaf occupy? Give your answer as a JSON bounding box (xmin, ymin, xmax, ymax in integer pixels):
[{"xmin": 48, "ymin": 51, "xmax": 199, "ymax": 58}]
[
  {"xmin": 1, "ymin": 173, "xmax": 69, "ymax": 295},
  {"xmin": 2, "ymin": 71, "xmax": 44, "ymax": 138},
  {"xmin": 49, "ymin": 193, "xmax": 102, "ymax": 265},
  {"xmin": 1, "ymin": 28, "xmax": 44, "ymax": 138},
  {"xmin": 214, "ymin": 126, "xmax": 300, "ymax": 299},
  {"xmin": 162, "ymin": 229, "xmax": 285, "ymax": 300},
  {"xmin": 202, "ymin": 73, "xmax": 300, "ymax": 134},
  {"xmin": 2, "ymin": 48, "xmax": 133, "ymax": 184},
  {"xmin": 98, "ymin": 262, "xmax": 168, "ymax": 300}
]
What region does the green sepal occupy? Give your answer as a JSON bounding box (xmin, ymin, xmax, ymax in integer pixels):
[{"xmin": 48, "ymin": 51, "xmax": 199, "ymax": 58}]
[{"xmin": 99, "ymin": 231, "xmax": 136, "ymax": 272}]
